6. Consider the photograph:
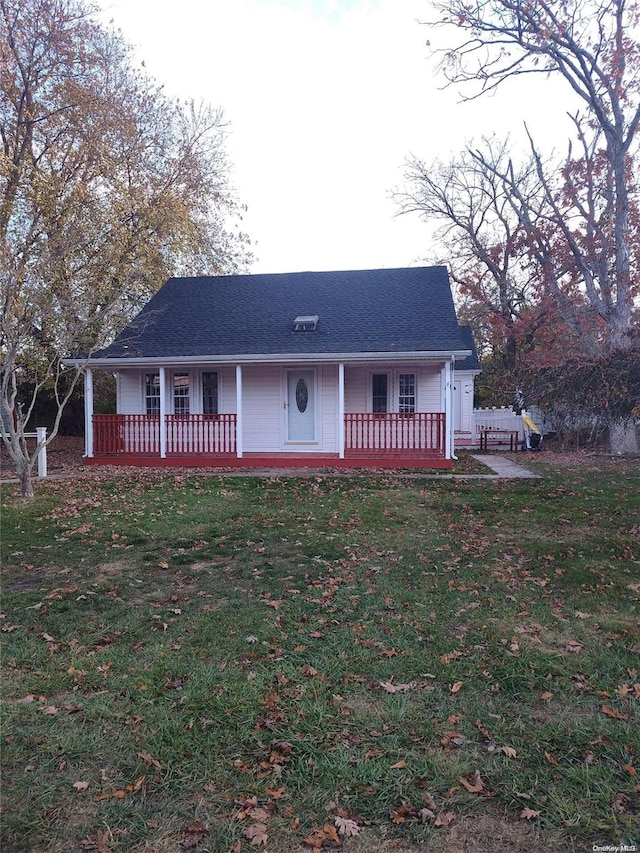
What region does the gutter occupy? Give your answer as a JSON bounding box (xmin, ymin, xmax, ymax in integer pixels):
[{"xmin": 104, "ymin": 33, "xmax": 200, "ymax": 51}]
[{"xmin": 63, "ymin": 350, "xmax": 473, "ymax": 369}]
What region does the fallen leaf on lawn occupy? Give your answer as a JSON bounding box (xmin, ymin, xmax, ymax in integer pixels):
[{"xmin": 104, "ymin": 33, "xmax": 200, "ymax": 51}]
[
  {"xmin": 390, "ymin": 760, "xmax": 408, "ymax": 769},
  {"xmin": 565, "ymin": 641, "xmax": 584, "ymax": 653},
  {"xmin": 539, "ymin": 691, "xmax": 553, "ymax": 701},
  {"xmin": 419, "ymin": 808, "xmax": 435, "ymax": 822},
  {"xmin": 157, "ymin": 561, "xmax": 169, "ymax": 569},
  {"xmin": 500, "ymin": 746, "xmax": 517, "ymax": 758},
  {"xmin": 95, "ymin": 789, "xmax": 126, "ymax": 801},
  {"xmin": 379, "ymin": 680, "xmax": 415, "ymax": 693},
  {"xmin": 391, "ymin": 805, "xmax": 414, "ymax": 824},
  {"xmin": 544, "ymin": 750, "xmax": 559, "ymax": 766},
  {"xmin": 520, "ymin": 808, "xmax": 541, "ymax": 820},
  {"xmin": 302, "ymin": 824, "xmax": 341, "ymax": 848},
  {"xmin": 73, "ymin": 781, "xmax": 90, "ymax": 790},
  {"xmin": 612, "ymin": 793, "xmax": 631, "ymax": 813},
  {"xmin": 434, "ymin": 811, "xmax": 455, "ymax": 827},
  {"xmin": 180, "ymin": 820, "xmax": 208, "ymax": 849},
  {"xmin": 623, "ymin": 764, "xmax": 636, "ymax": 778},
  {"xmin": 335, "ymin": 816, "xmax": 359, "ymax": 837},
  {"xmin": 137, "ymin": 750, "xmax": 165, "ymax": 770},
  {"xmin": 458, "ymin": 770, "xmax": 484, "ymax": 794},
  {"xmin": 41, "ymin": 706, "xmax": 59, "ymax": 715},
  {"xmin": 474, "ymin": 720, "xmax": 492, "ymax": 739},
  {"xmin": 449, "ymin": 681, "xmax": 464, "ymax": 694},
  {"xmin": 299, "ymin": 665, "xmax": 319, "ymax": 678},
  {"xmin": 379, "ymin": 648, "xmax": 398, "ymax": 658},
  {"xmin": 601, "ymin": 704, "xmax": 629, "ymax": 720},
  {"xmin": 265, "ymin": 785, "xmax": 286, "ymax": 799},
  {"xmin": 243, "ymin": 823, "xmax": 268, "ymax": 846},
  {"xmin": 42, "ymin": 633, "xmax": 56, "ymax": 642}
]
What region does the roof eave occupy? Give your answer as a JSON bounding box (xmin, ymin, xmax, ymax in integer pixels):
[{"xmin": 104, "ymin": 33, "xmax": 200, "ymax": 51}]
[{"xmin": 64, "ymin": 349, "xmax": 473, "ymax": 369}]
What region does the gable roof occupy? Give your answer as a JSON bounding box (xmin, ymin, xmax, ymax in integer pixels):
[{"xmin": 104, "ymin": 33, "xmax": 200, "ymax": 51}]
[
  {"xmin": 455, "ymin": 326, "xmax": 481, "ymax": 372},
  {"xmin": 87, "ymin": 266, "xmax": 473, "ymax": 364}
]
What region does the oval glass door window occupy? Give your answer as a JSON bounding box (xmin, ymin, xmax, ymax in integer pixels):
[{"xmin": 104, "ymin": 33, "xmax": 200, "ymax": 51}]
[{"xmin": 295, "ymin": 378, "xmax": 309, "ymax": 413}]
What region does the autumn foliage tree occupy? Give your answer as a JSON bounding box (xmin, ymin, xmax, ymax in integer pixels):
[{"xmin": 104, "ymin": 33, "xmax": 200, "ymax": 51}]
[
  {"xmin": 1, "ymin": 0, "xmax": 250, "ymax": 496},
  {"xmin": 408, "ymin": 0, "xmax": 639, "ymax": 452}
]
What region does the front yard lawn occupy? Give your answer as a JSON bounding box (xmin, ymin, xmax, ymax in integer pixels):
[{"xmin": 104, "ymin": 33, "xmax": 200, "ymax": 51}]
[{"xmin": 1, "ymin": 455, "xmax": 638, "ymax": 852}]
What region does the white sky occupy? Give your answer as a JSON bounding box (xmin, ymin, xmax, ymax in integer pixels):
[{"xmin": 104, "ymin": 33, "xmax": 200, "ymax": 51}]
[{"xmin": 101, "ymin": 0, "xmax": 573, "ymax": 274}]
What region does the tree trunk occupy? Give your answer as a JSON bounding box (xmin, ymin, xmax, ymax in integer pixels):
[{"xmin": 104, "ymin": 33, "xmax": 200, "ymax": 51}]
[
  {"xmin": 16, "ymin": 457, "xmax": 35, "ymax": 499},
  {"xmin": 608, "ymin": 418, "xmax": 639, "ymax": 455}
]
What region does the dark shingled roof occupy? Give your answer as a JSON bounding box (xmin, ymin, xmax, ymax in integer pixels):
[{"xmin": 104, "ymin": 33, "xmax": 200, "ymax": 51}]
[
  {"xmin": 92, "ymin": 266, "xmax": 472, "ymax": 360},
  {"xmin": 456, "ymin": 326, "xmax": 481, "ymax": 371}
]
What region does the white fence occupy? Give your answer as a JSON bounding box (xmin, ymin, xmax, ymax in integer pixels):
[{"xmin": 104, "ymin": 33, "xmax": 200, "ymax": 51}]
[{"xmin": 472, "ymin": 408, "xmax": 543, "ymax": 442}]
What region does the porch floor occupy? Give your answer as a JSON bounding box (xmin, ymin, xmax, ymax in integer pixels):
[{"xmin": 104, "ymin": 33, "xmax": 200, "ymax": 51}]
[{"xmin": 86, "ymin": 452, "xmax": 453, "ymax": 470}]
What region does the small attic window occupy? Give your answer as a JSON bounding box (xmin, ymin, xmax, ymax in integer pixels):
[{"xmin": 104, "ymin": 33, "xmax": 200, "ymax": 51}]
[{"xmin": 293, "ymin": 314, "xmax": 319, "ymax": 332}]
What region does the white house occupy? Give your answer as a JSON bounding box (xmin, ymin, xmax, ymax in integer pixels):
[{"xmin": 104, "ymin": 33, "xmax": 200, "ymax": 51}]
[{"xmin": 67, "ymin": 266, "xmax": 480, "ymax": 469}]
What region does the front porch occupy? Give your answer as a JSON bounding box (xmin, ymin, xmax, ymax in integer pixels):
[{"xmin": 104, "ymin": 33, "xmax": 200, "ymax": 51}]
[{"xmin": 88, "ymin": 412, "xmax": 450, "ymax": 469}]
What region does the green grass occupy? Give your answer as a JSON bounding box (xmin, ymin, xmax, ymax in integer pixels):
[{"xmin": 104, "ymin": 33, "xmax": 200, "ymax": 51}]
[{"xmin": 1, "ymin": 455, "xmax": 639, "ymax": 852}]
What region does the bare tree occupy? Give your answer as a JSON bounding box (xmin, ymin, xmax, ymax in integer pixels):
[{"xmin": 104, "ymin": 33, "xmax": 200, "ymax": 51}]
[
  {"xmin": 1, "ymin": 0, "xmax": 251, "ymax": 496},
  {"xmin": 396, "ymin": 138, "xmax": 540, "ymax": 371},
  {"xmin": 424, "ymin": 0, "xmax": 640, "ymax": 452}
]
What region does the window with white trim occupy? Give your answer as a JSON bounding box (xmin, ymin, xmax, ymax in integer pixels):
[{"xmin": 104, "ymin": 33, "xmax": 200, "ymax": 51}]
[
  {"xmin": 398, "ymin": 373, "xmax": 416, "ymax": 413},
  {"xmin": 372, "ymin": 374, "xmax": 388, "ymax": 413},
  {"xmin": 173, "ymin": 372, "xmax": 190, "ymax": 415},
  {"xmin": 145, "ymin": 372, "xmax": 160, "ymax": 415}
]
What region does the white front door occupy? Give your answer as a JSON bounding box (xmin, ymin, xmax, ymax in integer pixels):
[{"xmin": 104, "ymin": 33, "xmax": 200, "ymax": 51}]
[{"xmin": 286, "ymin": 370, "xmax": 316, "ymax": 442}]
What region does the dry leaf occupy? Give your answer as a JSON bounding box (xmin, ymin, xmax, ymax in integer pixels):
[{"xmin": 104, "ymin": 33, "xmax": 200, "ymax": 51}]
[
  {"xmin": 601, "ymin": 704, "xmax": 629, "ymax": 720},
  {"xmin": 539, "ymin": 691, "xmax": 553, "ymax": 701},
  {"xmin": 41, "ymin": 705, "xmax": 59, "ymax": 715},
  {"xmin": 335, "ymin": 816, "xmax": 360, "ymax": 837},
  {"xmin": 390, "ymin": 760, "xmax": 408, "ymax": 769},
  {"xmin": 500, "ymin": 745, "xmax": 517, "ymax": 758},
  {"xmin": 520, "ymin": 808, "xmax": 541, "ymax": 820},
  {"xmin": 565, "ymin": 641, "xmax": 584, "ymax": 653},
  {"xmin": 434, "ymin": 811, "xmax": 455, "ymax": 827},
  {"xmin": 137, "ymin": 750, "xmax": 165, "ymax": 770},
  {"xmin": 379, "ymin": 680, "xmax": 415, "ymax": 693},
  {"xmin": 73, "ymin": 781, "xmax": 90, "ymax": 790},
  {"xmin": 265, "ymin": 785, "xmax": 285, "ymax": 799},
  {"xmin": 243, "ymin": 822, "xmax": 268, "ymax": 846},
  {"xmin": 458, "ymin": 770, "xmax": 484, "ymax": 794},
  {"xmin": 544, "ymin": 750, "xmax": 559, "ymax": 766},
  {"xmin": 449, "ymin": 681, "xmax": 464, "ymax": 694},
  {"xmin": 419, "ymin": 808, "xmax": 435, "ymax": 822}
]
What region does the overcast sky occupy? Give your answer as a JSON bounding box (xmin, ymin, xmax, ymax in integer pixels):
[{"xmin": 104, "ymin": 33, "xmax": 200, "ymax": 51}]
[{"xmin": 101, "ymin": 0, "xmax": 571, "ymax": 274}]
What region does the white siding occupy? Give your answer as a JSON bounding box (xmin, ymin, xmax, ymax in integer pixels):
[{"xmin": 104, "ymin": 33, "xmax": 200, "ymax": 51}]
[
  {"xmin": 321, "ymin": 365, "xmax": 338, "ymax": 451},
  {"xmin": 344, "ymin": 365, "xmax": 443, "ymax": 413},
  {"xmin": 118, "ymin": 370, "xmax": 143, "ymax": 414},
  {"xmin": 242, "ymin": 365, "xmax": 281, "ymax": 452},
  {"xmin": 455, "ymin": 370, "xmax": 476, "ymax": 433}
]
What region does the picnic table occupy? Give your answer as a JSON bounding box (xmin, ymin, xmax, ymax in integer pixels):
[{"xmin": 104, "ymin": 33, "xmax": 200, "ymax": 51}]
[{"xmin": 478, "ymin": 428, "xmax": 520, "ymax": 452}]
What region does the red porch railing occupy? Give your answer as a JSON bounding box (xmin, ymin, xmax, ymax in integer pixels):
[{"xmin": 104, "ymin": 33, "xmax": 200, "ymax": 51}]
[
  {"xmin": 93, "ymin": 414, "xmax": 160, "ymax": 455},
  {"xmin": 92, "ymin": 414, "xmax": 237, "ymax": 456},
  {"xmin": 344, "ymin": 412, "xmax": 446, "ymax": 456},
  {"xmin": 165, "ymin": 414, "xmax": 237, "ymax": 455}
]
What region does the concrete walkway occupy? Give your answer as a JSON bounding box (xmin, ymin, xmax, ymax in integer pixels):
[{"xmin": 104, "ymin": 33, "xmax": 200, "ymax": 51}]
[{"xmin": 470, "ymin": 454, "xmax": 542, "ymax": 478}]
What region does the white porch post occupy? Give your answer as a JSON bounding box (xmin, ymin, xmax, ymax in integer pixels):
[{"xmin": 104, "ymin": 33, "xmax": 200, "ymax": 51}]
[
  {"xmin": 36, "ymin": 426, "xmax": 48, "ymax": 477},
  {"xmin": 443, "ymin": 360, "xmax": 452, "ymax": 460},
  {"xmin": 338, "ymin": 362, "xmax": 345, "ymax": 458},
  {"xmin": 235, "ymin": 364, "xmax": 243, "ymax": 458},
  {"xmin": 159, "ymin": 366, "xmax": 167, "ymax": 458},
  {"xmin": 84, "ymin": 368, "xmax": 94, "ymax": 458}
]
